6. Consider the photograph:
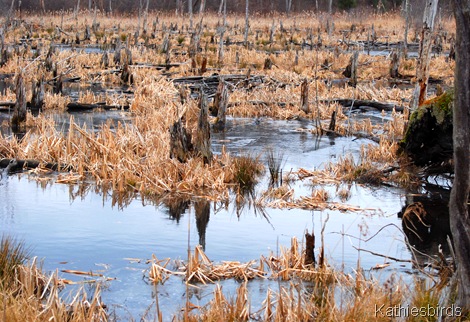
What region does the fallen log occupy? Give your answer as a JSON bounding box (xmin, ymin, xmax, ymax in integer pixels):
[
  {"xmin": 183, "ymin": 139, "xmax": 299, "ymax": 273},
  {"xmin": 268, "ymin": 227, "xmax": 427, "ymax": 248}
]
[
  {"xmin": 321, "ymin": 98, "xmax": 403, "ymax": 112},
  {"xmin": 0, "ymin": 158, "xmax": 68, "ymax": 172},
  {"xmin": 66, "ymin": 102, "xmax": 130, "ymax": 111}
]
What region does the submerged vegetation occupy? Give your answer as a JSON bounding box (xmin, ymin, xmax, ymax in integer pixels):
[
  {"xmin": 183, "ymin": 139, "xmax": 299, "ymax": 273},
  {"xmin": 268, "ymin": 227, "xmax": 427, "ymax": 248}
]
[{"xmin": 0, "ymin": 4, "xmax": 462, "ymax": 321}]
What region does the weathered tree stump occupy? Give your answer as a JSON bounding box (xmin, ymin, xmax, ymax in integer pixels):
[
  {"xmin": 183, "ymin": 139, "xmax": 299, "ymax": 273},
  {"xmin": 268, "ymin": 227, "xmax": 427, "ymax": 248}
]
[
  {"xmin": 211, "ymin": 79, "xmax": 228, "ymax": 131},
  {"xmin": 11, "ymin": 70, "xmax": 27, "ymax": 130},
  {"xmin": 120, "ymin": 62, "xmax": 133, "ymax": 85},
  {"xmin": 195, "ymin": 91, "xmax": 212, "ymax": 164},
  {"xmin": 263, "ymin": 57, "xmax": 272, "ymax": 70},
  {"xmin": 300, "ymin": 79, "xmax": 309, "ymax": 114},
  {"xmin": 169, "ymin": 118, "xmax": 193, "ymax": 163},
  {"xmin": 400, "ymin": 90, "xmax": 454, "ymax": 166},
  {"xmin": 343, "ymin": 51, "xmax": 359, "ymax": 87},
  {"xmin": 389, "ymin": 50, "xmax": 400, "ymax": 78},
  {"xmin": 100, "ymin": 51, "xmax": 109, "ymax": 68},
  {"xmin": 304, "ymin": 230, "xmax": 315, "ymax": 266},
  {"xmin": 31, "ymin": 76, "xmax": 45, "ymax": 110}
]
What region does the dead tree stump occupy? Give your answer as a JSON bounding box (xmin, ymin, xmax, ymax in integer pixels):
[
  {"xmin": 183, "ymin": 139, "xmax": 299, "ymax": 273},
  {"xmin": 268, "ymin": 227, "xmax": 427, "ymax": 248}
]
[
  {"xmin": 343, "ymin": 51, "xmax": 359, "ymax": 87},
  {"xmin": 212, "ymin": 79, "xmax": 228, "ymax": 131},
  {"xmin": 389, "ymin": 50, "xmax": 400, "ymax": 78},
  {"xmin": 31, "ymin": 76, "xmax": 45, "ymax": 109},
  {"xmin": 11, "ymin": 70, "xmax": 27, "ymax": 130},
  {"xmin": 263, "ymin": 57, "xmax": 273, "ymax": 70},
  {"xmin": 169, "ymin": 118, "xmax": 193, "ymax": 163},
  {"xmin": 300, "ymin": 79, "xmax": 309, "ymax": 114},
  {"xmin": 195, "ymin": 90, "xmax": 212, "ymax": 164},
  {"xmin": 304, "ymin": 230, "xmax": 315, "ymax": 266},
  {"xmin": 120, "ymin": 62, "xmax": 133, "ymax": 85}
]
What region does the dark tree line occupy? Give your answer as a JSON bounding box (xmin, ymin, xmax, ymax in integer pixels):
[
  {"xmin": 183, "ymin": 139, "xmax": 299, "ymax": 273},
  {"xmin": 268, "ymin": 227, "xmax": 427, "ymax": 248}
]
[{"xmin": 0, "ymin": 0, "xmax": 453, "ymax": 14}]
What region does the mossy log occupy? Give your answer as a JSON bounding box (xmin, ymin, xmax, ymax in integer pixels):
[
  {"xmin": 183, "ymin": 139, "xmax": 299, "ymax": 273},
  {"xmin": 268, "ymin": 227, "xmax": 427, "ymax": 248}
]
[{"xmin": 400, "ymin": 90, "xmax": 454, "ymax": 166}]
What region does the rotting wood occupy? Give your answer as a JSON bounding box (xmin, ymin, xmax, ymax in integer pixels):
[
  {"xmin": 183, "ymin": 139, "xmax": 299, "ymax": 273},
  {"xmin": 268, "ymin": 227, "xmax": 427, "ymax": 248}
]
[
  {"xmin": 195, "ymin": 90, "xmax": 212, "ymax": 164},
  {"xmin": 389, "ymin": 49, "xmax": 400, "ymax": 78},
  {"xmin": 304, "ymin": 230, "xmax": 315, "ymax": 266},
  {"xmin": 328, "ymin": 110, "xmax": 336, "ymax": 132},
  {"xmin": 0, "ymin": 158, "xmax": 67, "ymax": 172},
  {"xmin": 414, "ymin": 0, "xmax": 439, "ymax": 108},
  {"xmin": 169, "ymin": 117, "xmax": 193, "ymax": 163},
  {"xmin": 66, "ymin": 102, "xmax": 130, "ymax": 111},
  {"xmin": 11, "ymin": 70, "xmax": 26, "ymax": 130},
  {"xmin": 300, "ymin": 79, "xmax": 309, "ymax": 114},
  {"xmin": 320, "ymin": 98, "xmax": 403, "ymax": 112},
  {"xmin": 31, "ymin": 76, "xmax": 45, "ymax": 110},
  {"xmin": 214, "ymin": 80, "xmax": 228, "ymax": 131}
]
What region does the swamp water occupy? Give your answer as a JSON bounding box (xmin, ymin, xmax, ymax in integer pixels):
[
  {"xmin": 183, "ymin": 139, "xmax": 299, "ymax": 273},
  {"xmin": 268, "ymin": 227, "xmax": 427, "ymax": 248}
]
[{"xmin": 0, "ymin": 113, "xmax": 442, "ymax": 320}]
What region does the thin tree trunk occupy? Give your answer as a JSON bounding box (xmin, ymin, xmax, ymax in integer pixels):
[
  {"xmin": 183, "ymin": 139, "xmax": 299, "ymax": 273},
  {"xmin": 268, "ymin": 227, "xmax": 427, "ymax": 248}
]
[
  {"xmin": 413, "ymin": 0, "xmax": 438, "ymax": 110},
  {"xmin": 300, "ymin": 79, "xmax": 309, "ymax": 114},
  {"xmin": 189, "ymin": 0, "xmax": 193, "ymax": 31},
  {"xmin": 198, "ymin": 0, "xmax": 205, "ymax": 17},
  {"xmin": 449, "ymin": 0, "xmax": 470, "ymax": 313},
  {"xmin": 403, "ymin": 0, "xmax": 409, "ymax": 57},
  {"xmin": 244, "ymin": 0, "xmax": 249, "ymax": 47}
]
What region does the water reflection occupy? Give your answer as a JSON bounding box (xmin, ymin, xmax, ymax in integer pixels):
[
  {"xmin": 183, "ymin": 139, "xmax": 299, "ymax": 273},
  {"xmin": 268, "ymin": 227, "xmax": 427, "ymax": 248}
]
[{"xmin": 398, "ymin": 187, "xmax": 452, "ymax": 266}]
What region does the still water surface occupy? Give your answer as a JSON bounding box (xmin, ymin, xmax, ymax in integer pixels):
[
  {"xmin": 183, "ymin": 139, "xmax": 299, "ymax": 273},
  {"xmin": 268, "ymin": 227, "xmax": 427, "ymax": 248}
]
[{"xmin": 0, "ymin": 115, "xmax": 410, "ymax": 319}]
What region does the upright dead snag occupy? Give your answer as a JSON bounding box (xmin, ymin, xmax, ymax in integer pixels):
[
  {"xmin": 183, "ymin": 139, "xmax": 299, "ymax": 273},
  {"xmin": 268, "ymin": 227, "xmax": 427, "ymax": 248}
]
[
  {"xmin": 212, "ymin": 79, "xmax": 228, "ymax": 131},
  {"xmin": 304, "ymin": 230, "xmax": 315, "ymax": 266},
  {"xmin": 343, "ymin": 51, "xmax": 359, "ymax": 87},
  {"xmin": 195, "ymin": 90, "xmax": 212, "ymax": 164},
  {"xmin": 300, "ymin": 79, "xmax": 309, "ymax": 114},
  {"xmin": 11, "ymin": 70, "xmax": 26, "ymax": 130},
  {"xmin": 169, "ymin": 118, "xmax": 193, "ymax": 163},
  {"xmin": 449, "ymin": 0, "xmax": 470, "ymax": 312},
  {"xmin": 31, "ymin": 76, "xmax": 45, "ymax": 110},
  {"xmin": 414, "ymin": 0, "xmax": 439, "ymax": 109}
]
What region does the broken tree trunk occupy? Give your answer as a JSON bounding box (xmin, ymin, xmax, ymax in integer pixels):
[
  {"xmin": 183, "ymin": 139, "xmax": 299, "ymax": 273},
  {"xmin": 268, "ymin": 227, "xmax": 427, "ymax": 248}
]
[
  {"xmin": 400, "ymin": 90, "xmax": 453, "ymax": 166},
  {"xmin": 244, "ymin": 0, "xmax": 249, "ymax": 47},
  {"xmin": 389, "ymin": 50, "xmax": 400, "ymax": 78},
  {"xmin": 169, "ymin": 117, "xmax": 193, "ymax": 163},
  {"xmin": 195, "ymin": 90, "xmax": 212, "ymax": 164},
  {"xmin": 304, "ymin": 230, "xmax": 315, "ymax": 266},
  {"xmin": 213, "ymin": 80, "xmax": 228, "ymax": 131},
  {"xmin": 343, "ymin": 51, "xmax": 359, "ymax": 87},
  {"xmin": 414, "ymin": 0, "xmax": 439, "ymax": 109},
  {"xmin": 31, "ymin": 76, "xmax": 45, "ymax": 110},
  {"xmin": 300, "ymin": 79, "xmax": 309, "ymax": 114},
  {"xmin": 11, "ymin": 70, "xmax": 26, "ymax": 130},
  {"xmin": 449, "ymin": 0, "xmax": 470, "ymax": 313}
]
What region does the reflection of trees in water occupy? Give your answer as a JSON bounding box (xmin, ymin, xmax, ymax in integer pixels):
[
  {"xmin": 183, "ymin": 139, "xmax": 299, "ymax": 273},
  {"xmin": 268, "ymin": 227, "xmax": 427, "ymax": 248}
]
[
  {"xmin": 194, "ymin": 199, "xmax": 210, "ymax": 250},
  {"xmin": 398, "ymin": 188, "xmax": 451, "ymax": 265},
  {"xmin": 164, "ymin": 197, "xmax": 190, "ymax": 223}
]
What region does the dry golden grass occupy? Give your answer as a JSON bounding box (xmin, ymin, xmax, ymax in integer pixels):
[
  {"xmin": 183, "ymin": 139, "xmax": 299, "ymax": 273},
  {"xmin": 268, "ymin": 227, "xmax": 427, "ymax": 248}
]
[
  {"xmin": 0, "ymin": 236, "xmax": 107, "ymax": 322},
  {"xmin": 168, "ymin": 237, "xmax": 458, "ymax": 322}
]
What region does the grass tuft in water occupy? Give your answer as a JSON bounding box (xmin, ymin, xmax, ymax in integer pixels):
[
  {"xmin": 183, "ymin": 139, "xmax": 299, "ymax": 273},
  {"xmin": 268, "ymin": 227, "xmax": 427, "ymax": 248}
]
[
  {"xmin": 0, "ymin": 234, "xmax": 31, "ymax": 290},
  {"xmin": 266, "ymin": 148, "xmax": 285, "ymax": 186}
]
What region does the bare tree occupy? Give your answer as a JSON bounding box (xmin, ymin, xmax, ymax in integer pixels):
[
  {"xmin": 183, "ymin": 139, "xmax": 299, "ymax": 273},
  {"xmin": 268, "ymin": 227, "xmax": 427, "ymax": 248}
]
[
  {"xmin": 450, "ymin": 0, "xmax": 470, "ymax": 313},
  {"xmin": 410, "ymin": 0, "xmax": 438, "ymax": 111},
  {"xmin": 244, "ymin": 0, "xmax": 249, "ymax": 46},
  {"xmin": 189, "ymin": 0, "xmax": 193, "ymax": 31}
]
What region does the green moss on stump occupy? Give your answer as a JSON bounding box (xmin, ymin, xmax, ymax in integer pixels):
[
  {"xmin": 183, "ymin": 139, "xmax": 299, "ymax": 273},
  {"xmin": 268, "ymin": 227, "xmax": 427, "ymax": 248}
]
[{"xmin": 401, "ymin": 90, "xmax": 454, "ymax": 166}]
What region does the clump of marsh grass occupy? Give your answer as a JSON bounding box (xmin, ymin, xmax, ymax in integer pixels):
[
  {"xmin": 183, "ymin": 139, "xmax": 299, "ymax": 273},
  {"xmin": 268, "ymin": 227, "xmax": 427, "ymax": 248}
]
[
  {"xmin": 266, "ymin": 147, "xmax": 285, "ymax": 186},
  {"xmin": 231, "ymin": 153, "xmax": 264, "ymax": 193},
  {"xmin": 0, "ymin": 236, "xmax": 107, "ymax": 321},
  {"xmin": 0, "ymin": 235, "xmax": 31, "ymax": 290}
]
